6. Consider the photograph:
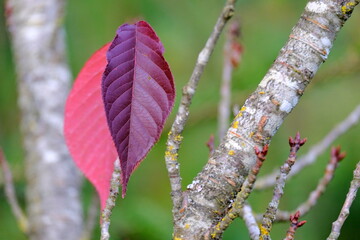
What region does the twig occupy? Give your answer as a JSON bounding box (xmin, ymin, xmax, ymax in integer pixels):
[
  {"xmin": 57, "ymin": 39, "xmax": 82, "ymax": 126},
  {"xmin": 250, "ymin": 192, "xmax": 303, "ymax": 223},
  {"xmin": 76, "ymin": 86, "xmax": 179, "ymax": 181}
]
[
  {"xmin": 218, "ymin": 19, "xmax": 242, "ymax": 139},
  {"xmin": 273, "ymin": 146, "xmax": 345, "ymax": 221},
  {"xmin": 0, "ymin": 148, "xmax": 29, "ymax": 234},
  {"xmin": 255, "ymin": 104, "xmax": 360, "ymax": 190},
  {"xmin": 100, "ymin": 159, "xmax": 121, "ymax": 240},
  {"xmin": 165, "ymin": 0, "xmax": 237, "ymax": 222},
  {"xmin": 210, "ymin": 145, "xmax": 268, "ymax": 239},
  {"xmin": 283, "ymin": 211, "xmax": 306, "ymax": 240},
  {"xmin": 242, "ymin": 203, "xmax": 260, "ymax": 240},
  {"xmin": 82, "ymin": 191, "xmax": 100, "ymax": 240},
  {"xmin": 260, "ymin": 133, "xmax": 306, "ymax": 240},
  {"xmin": 327, "ymin": 161, "xmax": 360, "ymax": 240}
]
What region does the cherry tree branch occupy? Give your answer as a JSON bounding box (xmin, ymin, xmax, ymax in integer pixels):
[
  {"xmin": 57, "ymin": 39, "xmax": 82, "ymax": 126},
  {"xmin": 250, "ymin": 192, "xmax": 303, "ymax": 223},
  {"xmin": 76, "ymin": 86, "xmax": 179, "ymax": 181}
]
[
  {"xmin": 209, "ymin": 145, "xmax": 268, "ymax": 239},
  {"xmin": 7, "ymin": 0, "xmax": 83, "ymax": 238},
  {"xmin": 327, "ymin": 161, "xmax": 360, "ymax": 240},
  {"xmin": 174, "ymin": 1, "xmax": 359, "ymax": 239},
  {"xmin": 260, "ymin": 134, "xmax": 306, "ymax": 240},
  {"xmin": 273, "ymin": 146, "xmax": 345, "ymax": 222},
  {"xmin": 0, "ymin": 148, "xmax": 29, "ymax": 234},
  {"xmin": 100, "ymin": 160, "xmax": 121, "ymax": 240},
  {"xmin": 165, "ymin": 0, "xmax": 237, "ymax": 223},
  {"xmin": 255, "ymin": 104, "xmax": 360, "ymax": 190}
]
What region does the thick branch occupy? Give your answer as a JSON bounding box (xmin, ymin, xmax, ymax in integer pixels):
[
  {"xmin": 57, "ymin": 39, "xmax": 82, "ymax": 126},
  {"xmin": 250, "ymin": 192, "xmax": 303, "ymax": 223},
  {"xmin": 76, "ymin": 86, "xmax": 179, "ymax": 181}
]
[
  {"xmin": 165, "ymin": 0, "xmax": 237, "ymax": 226},
  {"xmin": 7, "ymin": 0, "xmax": 83, "ymax": 239},
  {"xmin": 175, "ymin": 1, "xmax": 359, "ymax": 239}
]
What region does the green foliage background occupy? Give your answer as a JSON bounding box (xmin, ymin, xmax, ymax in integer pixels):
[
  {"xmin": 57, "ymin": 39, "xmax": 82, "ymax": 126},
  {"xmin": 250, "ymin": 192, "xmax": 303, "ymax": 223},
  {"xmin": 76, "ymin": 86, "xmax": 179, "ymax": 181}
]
[{"xmin": 0, "ymin": 0, "xmax": 360, "ymax": 239}]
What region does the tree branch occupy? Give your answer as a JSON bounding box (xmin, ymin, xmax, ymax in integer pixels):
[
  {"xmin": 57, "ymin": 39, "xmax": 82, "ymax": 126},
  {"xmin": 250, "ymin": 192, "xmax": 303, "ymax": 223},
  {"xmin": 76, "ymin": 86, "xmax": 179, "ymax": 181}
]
[
  {"xmin": 165, "ymin": 0, "xmax": 237, "ymax": 225},
  {"xmin": 209, "ymin": 145, "xmax": 268, "ymax": 239},
  {"xmin": 327, "ymin": 161, "xmax": 360, "ymax": 240},
  {"xmin": 175, "ymin": 1, "xmax": 359, "ymax": 238},
  {"xmin": 272, "ymin": 146, "xmax": 345, "ymax": 222},
  {"xmin": 0, "ymin": 148, "xmax": 29, "ymax": 234},
  {"xmin": 255, "ymin": 104, "xmax": 360, "ymax": 190},
  {"xmin": 7, "ymin": 0, "xmax": 83, "ymax": 238},
  {"xmin": 260, "ymin": 133, "xmax": 306, "ymax": 240}
]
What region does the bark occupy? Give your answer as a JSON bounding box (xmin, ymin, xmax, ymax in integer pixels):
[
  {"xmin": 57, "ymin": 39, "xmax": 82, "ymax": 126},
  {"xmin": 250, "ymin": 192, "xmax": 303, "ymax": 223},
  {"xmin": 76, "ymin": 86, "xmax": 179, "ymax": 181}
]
[
  {"xmin": 173, "ymin": 0, "xmax": 359, "ymax": 239},
  {"xmin": 6, "ymin": 0, "xmax": 83, "ymax": 239}
]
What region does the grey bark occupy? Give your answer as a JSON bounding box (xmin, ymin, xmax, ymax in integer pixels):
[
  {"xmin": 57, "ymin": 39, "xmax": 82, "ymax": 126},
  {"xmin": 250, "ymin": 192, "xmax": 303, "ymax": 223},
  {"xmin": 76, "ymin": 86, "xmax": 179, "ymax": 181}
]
[
  {"xmin": 7, "ymin": 0, "xmax": 83, "ymax": 239},
  {"xmin": 173, "ymin": 0, "xmax": 359, "ymax": 239}
]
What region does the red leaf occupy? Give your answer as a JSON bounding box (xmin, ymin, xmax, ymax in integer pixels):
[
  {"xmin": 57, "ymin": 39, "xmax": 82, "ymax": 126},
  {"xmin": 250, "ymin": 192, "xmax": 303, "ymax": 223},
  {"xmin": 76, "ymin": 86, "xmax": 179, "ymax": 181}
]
[
  {"xmin": 102, "ymin": 21, "xmax": 175, "ymax": 197},
  {"xmin": 64, "ymin": 43, "xmax": 117, "ymax": 210}
]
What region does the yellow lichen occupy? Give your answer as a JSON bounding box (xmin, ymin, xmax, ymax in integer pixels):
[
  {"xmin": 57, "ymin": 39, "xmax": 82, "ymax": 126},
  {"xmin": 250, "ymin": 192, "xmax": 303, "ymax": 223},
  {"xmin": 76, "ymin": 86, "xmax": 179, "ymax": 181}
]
[
  {"xmin": 228, "ymin": 150, "xmax": 235, "ymax": 156},
  {"xmin": 165, "ymin": 151, "xmax": 178, "ymax": 161},
  {"xmin": 175, "ymin": 134, "xmax": 183, "ymax": 141},
  {"xmin": 174, "ymin": 237, "xmax": 183, "ymax": 240},
  {"xmin": 168, "ymin": 131, "xmax": 172, "ymax": 136},
  {"xmin": 184, "ymin": 223, "xmax": 190, "ymax": 229},
  {"xmin": 168, "ymin": 145, "xmax": 174, "ymax": 151},
  {"xmin": 259, "ymin": 91, "xmax": 265, "ymax": 94},
  {"xmin": 259, "ymin": 225, "xmax": 269, "ymax": 238},
  {"xmin": 249, "ymin": 132, "xmax": 254, "ymax": 138},
  {"xmin": 342, "ymin": 2, "xmax": 356, "ymax": 14},
  {"xmin": 232, "ymin": 121, "xmax": 239, "ymax": 129},
  {"xmin": 240, "ymin": 106, "xmax": 246, "ymax": 112}
]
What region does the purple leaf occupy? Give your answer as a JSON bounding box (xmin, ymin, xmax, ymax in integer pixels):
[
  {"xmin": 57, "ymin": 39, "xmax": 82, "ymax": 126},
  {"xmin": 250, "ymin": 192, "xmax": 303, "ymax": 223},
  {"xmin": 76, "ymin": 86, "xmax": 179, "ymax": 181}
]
[{"xmin": 102, "ymin": 21, "xmax": 175, "ymax": 197}]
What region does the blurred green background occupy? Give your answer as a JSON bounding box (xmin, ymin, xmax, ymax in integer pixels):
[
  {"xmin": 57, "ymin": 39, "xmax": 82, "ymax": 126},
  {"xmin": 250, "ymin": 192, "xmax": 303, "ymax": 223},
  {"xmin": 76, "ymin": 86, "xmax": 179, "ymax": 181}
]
[{"xmin": 1, "ymin": 0, "xmax": 360, "ymax": 239}]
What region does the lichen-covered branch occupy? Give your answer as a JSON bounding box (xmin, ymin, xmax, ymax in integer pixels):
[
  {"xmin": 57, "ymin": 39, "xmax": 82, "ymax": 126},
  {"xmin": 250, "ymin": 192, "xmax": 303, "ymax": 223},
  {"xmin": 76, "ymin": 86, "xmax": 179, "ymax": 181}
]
[
  {"xmin": 165, "ymin": 0, "xmax": 237, "ymax": 225},
  {"xmin": 273, "ymin": 146, "xmax": 345, "ymax": 222},
  {"xmin": 327, "ymin": 161, "xmax": 360, "ymax": 240},
  {"xmin": 0, "ymin": 148, "xmax": 29, "ymax": 234},
  {"xmin": 174, "ymin": 1, "xmax": 358, "ymax": 239},
  {"xmin": 255, "ymin": 104, "xmax": 360, "ymax": 190},
  {"xmin": 6, "ymin": 0, "xmax": 83, "ymax": 239},
  {"xmin": 260, "ymin": 133, "xmax": 306, "ymax": 240},
  {"xmin": 210, "ymin": 145, "xmax": 268, "ymax": 239},
  {"xmin": 100, "ymin": 160, "xmax": 121, "ymax": 240}
]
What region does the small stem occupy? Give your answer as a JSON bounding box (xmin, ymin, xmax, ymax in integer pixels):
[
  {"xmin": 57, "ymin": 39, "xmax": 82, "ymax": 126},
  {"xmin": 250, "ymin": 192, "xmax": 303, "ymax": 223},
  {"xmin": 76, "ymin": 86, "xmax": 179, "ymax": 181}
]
[
  {"xmin": 255, "ymin": 104, "xmax": 360, "ymax": 190},
  {"xmin": 0, "ymin": 148, "xmax": 29, "ymax": 234},
  {"xmin": 283, "ymin": 211, "xmax": 306, "ymax": 240},
  {"xmin": 327, "ymin": 161, "xmax": 360, "ymax": 240},
  {"xmin": 165, "ymin": 0, "xmax": 237, "ymax": 223},
  {"xmin": 218, "ymin": 19, "xmax": 242, "ymax": 140},
  {"xmin": 273, "ymin": 146, "xmax": 346, "ymax": 222},
  {"xmin": 242, "ymin": 203, "xmax": 260, "ymax": 240},
  {"xmin": 100, "ymin": 160, "xmax": 121, "ymax": 240},
  {"xmin": 260, "ymin": 133, "xmax": 306, "ymax": 240}
]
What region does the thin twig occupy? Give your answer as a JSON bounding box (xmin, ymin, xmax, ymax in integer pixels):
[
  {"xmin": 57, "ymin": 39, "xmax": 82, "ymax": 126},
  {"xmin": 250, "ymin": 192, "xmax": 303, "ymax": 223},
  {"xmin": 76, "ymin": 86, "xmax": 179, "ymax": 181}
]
[
  {"xmin": 165, "ymin": 0, "xmax": 237, "ymax": 222},
  {"xmin": 100, "ymin": 159, "xmax": 121, "ymax": 240},
  {"xmin": 82, "ymin": 191, "xmax": 100, "ymax": 240},
  {"xmin": 0, "ymin": 148, "xmax": 29, "ymax": 234},
  {"xmin": 210, "ymin": 145, "xmax": 268, "ymax": 239},
  {"xmin": 206, "ymin": 134, "xmax": 215, "ymax": 154},
  {"xmin": 273, "ymin": 146, "xmax": 346, "ymax": 222},
  {"xmin": 255, "ymin": 104, "xmax": 360, "ymax": 190},
  {"xmin": 242, "ymin": 203, "xmax": 260, "ymax": 240},
  {"xmin": 260, "ymin": 133, "xmax": 306, "ymax": 240},
  {"xmin": 283, "ymin": 211, "xmax": 306, "ymax": 240},
  {"xmin": 218, "ymin": 19, "xmax": 242, "ymax": 139},
  {"xmin": 327, "ymin": 161, "xmax": 360, "ymax": 240}
]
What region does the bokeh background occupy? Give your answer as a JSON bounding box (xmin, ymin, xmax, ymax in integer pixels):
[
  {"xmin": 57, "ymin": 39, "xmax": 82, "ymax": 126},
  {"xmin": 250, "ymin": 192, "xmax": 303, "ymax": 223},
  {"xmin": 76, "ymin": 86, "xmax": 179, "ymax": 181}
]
[{"xmin": 1, "ymin": 0, "xmax": 360, "ymax": 239}]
